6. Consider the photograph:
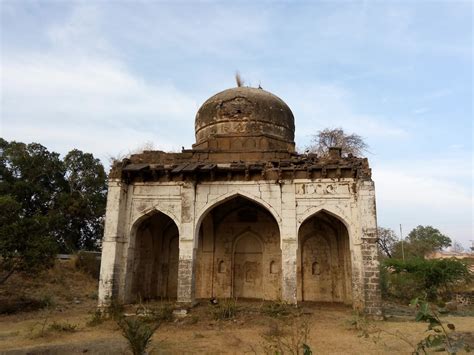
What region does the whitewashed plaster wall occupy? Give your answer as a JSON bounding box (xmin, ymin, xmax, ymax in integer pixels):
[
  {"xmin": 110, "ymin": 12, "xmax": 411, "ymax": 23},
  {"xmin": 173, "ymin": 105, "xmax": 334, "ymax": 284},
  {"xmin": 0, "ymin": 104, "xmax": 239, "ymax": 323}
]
[{"xmin": 98, "ymin": 177, "xmax": 381, "ymax": 315}]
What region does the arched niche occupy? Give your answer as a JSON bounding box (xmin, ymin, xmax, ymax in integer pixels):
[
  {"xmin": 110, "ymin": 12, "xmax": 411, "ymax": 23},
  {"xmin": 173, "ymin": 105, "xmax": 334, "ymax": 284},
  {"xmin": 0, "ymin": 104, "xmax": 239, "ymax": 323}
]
[
  {"xmin": 195, "ymin": 196, "xmax": 281, "ymax": 300},
  {"xmin": 194, "ymin": 191, "xmax": 282, "ymax": 243},
  {"xmin": 124, "ymin": 210, "xmax": 179, "ymax": 302},
  {"xmin": 297, "ymin": 210, "xmax": 352, "ymax": 304}
]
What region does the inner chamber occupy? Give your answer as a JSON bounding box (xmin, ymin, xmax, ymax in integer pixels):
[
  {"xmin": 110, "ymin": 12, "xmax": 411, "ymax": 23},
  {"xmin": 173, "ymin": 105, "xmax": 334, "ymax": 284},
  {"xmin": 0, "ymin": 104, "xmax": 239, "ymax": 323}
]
[
  {"xmin": 129, "ymin": 212, "xmax": 179, "ymax": 301},
  {"xmin": 297, "ymin": 211, "xmax": 353, "ymax": 304},
  {"xmin": 195, "ymin": 196, "xmax": 281, "ymax": 300}
]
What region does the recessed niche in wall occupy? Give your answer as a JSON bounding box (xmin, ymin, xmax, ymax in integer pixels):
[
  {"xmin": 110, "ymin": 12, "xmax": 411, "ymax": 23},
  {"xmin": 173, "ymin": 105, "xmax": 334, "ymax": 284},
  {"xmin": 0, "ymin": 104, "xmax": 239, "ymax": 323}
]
[
  {"xmin": 270, "ymin": 260, "xmax": 278, "ymax": 274},
  {"xmin": 218, "ymin": 260, "xmax": 225, "ymax": 273},
  {"xmin": 312, "ymin": 261, "xmax": 320, "ymax": 275}
]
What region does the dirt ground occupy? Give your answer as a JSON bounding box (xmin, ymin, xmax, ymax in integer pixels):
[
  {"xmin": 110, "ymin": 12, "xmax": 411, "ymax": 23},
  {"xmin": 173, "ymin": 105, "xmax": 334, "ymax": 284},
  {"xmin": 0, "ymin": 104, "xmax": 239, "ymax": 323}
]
[{"xmin": 1, "ymin": 264, "xmax": 473, "ymax": 354}]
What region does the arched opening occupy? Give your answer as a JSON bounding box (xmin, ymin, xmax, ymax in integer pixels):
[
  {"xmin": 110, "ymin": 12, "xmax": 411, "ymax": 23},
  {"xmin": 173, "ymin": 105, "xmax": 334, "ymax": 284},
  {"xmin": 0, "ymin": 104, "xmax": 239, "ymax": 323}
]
[
  {"xmin": 195, "ymin": 196, "xmax": 281, "ymax": 300},
  {"xmin": 128, "ymin": 211, "xmax": 179, "ymax": 301},
  {"xmin": 297, "ymin": 210, "xmax": 352, "ymax": 304}
]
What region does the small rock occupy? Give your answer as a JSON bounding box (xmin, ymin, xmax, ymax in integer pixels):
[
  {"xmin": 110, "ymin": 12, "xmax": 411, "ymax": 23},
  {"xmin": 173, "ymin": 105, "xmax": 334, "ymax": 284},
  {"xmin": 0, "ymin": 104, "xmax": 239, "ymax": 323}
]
[{"xmin": 173, "ymin": 309, "xmax": 188, "ymax": 318}]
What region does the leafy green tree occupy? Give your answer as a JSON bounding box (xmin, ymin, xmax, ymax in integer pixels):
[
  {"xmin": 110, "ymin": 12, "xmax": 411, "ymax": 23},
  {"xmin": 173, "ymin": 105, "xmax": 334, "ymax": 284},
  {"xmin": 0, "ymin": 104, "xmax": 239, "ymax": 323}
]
[
  {"xmin": 0, "ymin": 139, "xmax": 64, "ymax": 284},
  {"xmin": 383, "ymin": 258, "xmax": 470, "ymax": 300},
  {"xmin": 0, "ymin": 139, "xmax": 107, "ymax": 283},
  {"xmin": 56, "ymin": 149, "xmax": 107, "ymax": 252},
  {"xmin": 392, "ymin": 225, "xmax": 451, "ymax": 259}
]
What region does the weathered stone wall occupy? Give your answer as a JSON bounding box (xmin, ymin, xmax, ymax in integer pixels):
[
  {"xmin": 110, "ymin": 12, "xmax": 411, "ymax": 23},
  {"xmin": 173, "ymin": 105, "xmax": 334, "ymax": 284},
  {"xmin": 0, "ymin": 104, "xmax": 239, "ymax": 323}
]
[
  {"xmin": 99, "ymin": 177, "xmax": 381, "ymax": 315},
  {"xmin": 195, "ymin": 198, "xmax": 281, "ymax": 300}
]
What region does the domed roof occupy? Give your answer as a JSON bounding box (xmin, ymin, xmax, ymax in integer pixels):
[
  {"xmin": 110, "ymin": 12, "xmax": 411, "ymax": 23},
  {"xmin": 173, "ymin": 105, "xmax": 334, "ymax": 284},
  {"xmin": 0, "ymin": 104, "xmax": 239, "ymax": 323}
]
[{"xmin": 194, "ymin": 87, "xmax": 295, "ymax": 152}]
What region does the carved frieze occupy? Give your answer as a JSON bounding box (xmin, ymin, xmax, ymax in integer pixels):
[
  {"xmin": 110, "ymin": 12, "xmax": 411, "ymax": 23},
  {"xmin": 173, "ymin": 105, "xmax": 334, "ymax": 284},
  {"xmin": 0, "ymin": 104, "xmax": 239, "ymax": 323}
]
[{"xmin": 296, "ymin": 183, "xmax": 351, "ymax": 198}]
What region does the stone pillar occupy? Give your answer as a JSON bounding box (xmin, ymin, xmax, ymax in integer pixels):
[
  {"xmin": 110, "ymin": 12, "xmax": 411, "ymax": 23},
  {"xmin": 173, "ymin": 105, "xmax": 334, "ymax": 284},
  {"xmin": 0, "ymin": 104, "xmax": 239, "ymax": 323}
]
[
  {"xmin": 98, "ymin": 180, "xmax": 128, "ymax": 307},
  {"xmin": 358, "ymin": 180, "xmax": 383, "ymax": 317},
  {"xmin": 177, "ymin": 183, "xmax": 196, "ymax": 303},
  {"xmin": 280, "ymin": 183, "xmax": 298, "ymax": 304},
  {"xmin": 281, "ymin": 239, "xmax": 298, "ymax": 303}
]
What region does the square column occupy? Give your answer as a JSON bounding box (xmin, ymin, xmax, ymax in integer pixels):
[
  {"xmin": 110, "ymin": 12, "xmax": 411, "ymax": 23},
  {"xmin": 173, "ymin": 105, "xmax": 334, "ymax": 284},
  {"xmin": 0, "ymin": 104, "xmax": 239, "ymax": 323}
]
[
  {"xmin": 98, "ymin": 180, "xmax": 128, "ymax": 307},
  {"xmin": 280, "ymin": 182, "xmax": 298, "ymax": 304},
  {"xmin": 177, "ymin": 183, "xmax": 197, "ymax": 304},
  {"xmin": 357, "ymin": 180, "xmax": 383, "ymax": 317},
  {"xmin": 281, "ymin": 239, "xmax": 298, "ymax": 303}
]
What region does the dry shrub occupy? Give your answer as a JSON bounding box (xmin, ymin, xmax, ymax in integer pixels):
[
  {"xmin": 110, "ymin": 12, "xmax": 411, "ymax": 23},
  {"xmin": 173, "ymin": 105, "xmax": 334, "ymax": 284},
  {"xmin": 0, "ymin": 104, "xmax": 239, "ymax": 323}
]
[
  {"xmin": 260, "ymin": 300, "xmax": 293, "ymax": 318},
  {"xmin": 262, "ymin": 317, "xmax": 312, "ymax": 354},
  {"xmin": 74, "ymin": 251, "xmax": 101, "ymax": 279},
  {"xmin": 210, "ymin": 298, "xmax": 237, "ymax": 320}
]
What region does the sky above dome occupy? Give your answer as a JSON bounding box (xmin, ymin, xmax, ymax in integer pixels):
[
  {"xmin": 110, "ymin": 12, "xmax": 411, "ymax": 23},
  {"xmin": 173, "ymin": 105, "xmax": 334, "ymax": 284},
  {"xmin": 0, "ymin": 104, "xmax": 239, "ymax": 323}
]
[{"xmin": 1, "ymin": 1, "xmax": 472, "ymax": 248}]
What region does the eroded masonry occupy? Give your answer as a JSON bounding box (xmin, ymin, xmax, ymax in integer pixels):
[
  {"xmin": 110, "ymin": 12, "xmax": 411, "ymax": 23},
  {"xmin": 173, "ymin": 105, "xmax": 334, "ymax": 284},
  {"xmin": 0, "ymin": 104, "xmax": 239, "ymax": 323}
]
[{"xmin": 98, "ymin": 87, "xmax": 382, "ymax": 316}]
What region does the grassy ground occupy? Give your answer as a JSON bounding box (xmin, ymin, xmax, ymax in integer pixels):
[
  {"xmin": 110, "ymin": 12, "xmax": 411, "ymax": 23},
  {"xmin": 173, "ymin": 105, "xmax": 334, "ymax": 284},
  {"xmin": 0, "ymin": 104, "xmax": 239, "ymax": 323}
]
[{"xmin": 0, "ymin": 263, "xmax": 473, "ymax": 354}]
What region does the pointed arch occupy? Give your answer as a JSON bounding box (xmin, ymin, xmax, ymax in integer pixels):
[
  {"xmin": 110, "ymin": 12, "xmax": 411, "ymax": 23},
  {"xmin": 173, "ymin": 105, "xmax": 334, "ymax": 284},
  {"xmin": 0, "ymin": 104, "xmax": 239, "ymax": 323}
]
[
  {"xmin": 297, "ymin": 205, "xmax": 351, "ymax": 236},
  {"xmin": 194, "ymin": 190, "xmax": 281, "ymax": 246},
  {"xmin": 124, "ymin": 208, "xmax": 180, "ymax": 303},
  {"xmin": 297, "ymin": 207, "xmax": 353, "ymax": 304},
  {"xmin": 130, "ymin": 206, "xmax": 180, "ymax": 237},
  {"xmin": 232, "ymin": 229, "xmax": 264, "ymax": 254}
]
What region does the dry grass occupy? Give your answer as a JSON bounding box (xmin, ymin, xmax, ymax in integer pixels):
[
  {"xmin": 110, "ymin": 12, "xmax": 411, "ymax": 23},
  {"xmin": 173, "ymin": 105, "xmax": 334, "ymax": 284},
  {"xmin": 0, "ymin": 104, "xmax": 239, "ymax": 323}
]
[{"xmin": 1, "ymin": 266, "xmax": 473, "ymax": 354}]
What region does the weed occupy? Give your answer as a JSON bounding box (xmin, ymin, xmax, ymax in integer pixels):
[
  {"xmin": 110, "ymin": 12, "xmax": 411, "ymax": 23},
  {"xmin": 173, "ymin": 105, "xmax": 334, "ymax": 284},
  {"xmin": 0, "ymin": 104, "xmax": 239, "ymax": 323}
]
[
  {"xmin": 345, "ymin": 311, "xmax": 371, "ymax": 338},
  {"xmin": 262, "ymin": 317, "xmax": 313, "ymax": 354},
  {"xmin": 187, "ymin": 314, "xmax": 200, "ymax": 325},
  {"xmin": 411, "ymin": 298, "xmax": 471, "ymax": 354},
  {"xmin": 38, "ymin": 294, "xmax": 56, "ymax": 309},
  {"xmin": 152, "ymin": 303, "xmax": 174, "ymax": 322},
  {"xmin": 118, "ymin": 316, "xmax": 159, "ymax": 355},
  {"xmin": 135, "ymin": 301, "xmax": 174, "ymax": 323},
  {"xmin": 260, "ymin": 300, "xmax": 292, "ymax": 318},
  {"xmin": 349, "ymin": 299, "xmax": 471, "ymax": 354},
  {"xmin": 48, "ymin": 321, "xmax": 77, "ymax": 332},
  {"xmin": 210, "ymin": 298, "xmax": 237, "ymax": 320},
  {"xmin": 87, "ymin": 309, "xmax": 105, "ymax": 327},
  {"xmin": 107, "ymin": 299, "xmax": 125, "ymax": 321},
  {"xmin": 29, "ymin": 312, "xmax": 51, "ymax": 338}
]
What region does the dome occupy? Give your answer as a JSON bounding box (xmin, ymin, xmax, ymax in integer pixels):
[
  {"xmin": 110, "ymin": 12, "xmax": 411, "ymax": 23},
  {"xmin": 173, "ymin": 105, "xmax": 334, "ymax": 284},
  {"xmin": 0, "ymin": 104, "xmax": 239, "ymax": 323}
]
[{"xmin": 194, "ymin": 87, "xmax": 295, "ymax": 152}]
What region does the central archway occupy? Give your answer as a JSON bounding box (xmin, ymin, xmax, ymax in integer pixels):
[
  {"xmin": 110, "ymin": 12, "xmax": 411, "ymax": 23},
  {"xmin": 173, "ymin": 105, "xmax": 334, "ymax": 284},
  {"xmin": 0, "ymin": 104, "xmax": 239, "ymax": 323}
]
[{"xmin": 195, "ymin": 196, "xmax": 281, "ymax": 300}]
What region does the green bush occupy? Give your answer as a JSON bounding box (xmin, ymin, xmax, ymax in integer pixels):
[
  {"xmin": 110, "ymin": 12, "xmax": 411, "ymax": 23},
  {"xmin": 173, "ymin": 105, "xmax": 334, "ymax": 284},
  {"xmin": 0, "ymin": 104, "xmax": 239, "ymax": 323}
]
[
  {"xmin": 382, "ymin": 258, "xmax": 471, "ymax": 301},
  {"xmin": 118, "ymin": 316, "xmax": 159, "ymax": 355}
]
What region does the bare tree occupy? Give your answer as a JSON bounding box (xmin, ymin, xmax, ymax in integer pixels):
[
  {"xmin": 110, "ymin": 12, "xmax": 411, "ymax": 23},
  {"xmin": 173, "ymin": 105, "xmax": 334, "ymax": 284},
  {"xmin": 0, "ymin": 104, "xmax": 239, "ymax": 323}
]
[
  {"xmin": 308, "ymin": 127, "xmax": 369, "ymax": 157},
  {"xmin": 377, "ymin": 227, "xmax": 398, "ymax": 258}
]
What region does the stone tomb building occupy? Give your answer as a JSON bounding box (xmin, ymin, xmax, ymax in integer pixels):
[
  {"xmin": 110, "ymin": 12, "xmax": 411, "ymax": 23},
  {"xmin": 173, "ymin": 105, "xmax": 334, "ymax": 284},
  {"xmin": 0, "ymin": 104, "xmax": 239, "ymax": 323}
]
[{"xmin": 98, "ymin": 87, "xmax": 382, "ymax": 316}]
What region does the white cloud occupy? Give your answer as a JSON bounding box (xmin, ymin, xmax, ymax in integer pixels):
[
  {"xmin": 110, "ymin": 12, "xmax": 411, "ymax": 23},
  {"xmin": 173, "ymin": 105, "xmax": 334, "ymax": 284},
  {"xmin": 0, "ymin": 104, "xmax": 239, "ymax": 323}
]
[
  {"xmin": 373, "ymin": 161, "xmax": 473, "ymax": 248},
  {"xmin": 1, "ymin": 3, "xmax": 198, "ymax": 164},
  {"xmin": 281, "ymin": 84, "xmax": 407, "ymax": 148}
]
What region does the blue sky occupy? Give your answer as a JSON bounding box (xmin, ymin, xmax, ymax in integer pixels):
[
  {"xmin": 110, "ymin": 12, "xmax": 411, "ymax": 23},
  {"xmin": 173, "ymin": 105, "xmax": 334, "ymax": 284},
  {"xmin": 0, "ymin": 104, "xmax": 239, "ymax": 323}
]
[{"xmin": 1, "ymin": 1, "xmax": 472, "ymax": 248}]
